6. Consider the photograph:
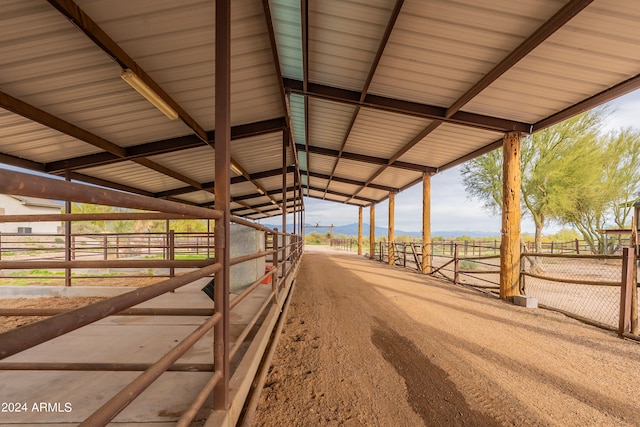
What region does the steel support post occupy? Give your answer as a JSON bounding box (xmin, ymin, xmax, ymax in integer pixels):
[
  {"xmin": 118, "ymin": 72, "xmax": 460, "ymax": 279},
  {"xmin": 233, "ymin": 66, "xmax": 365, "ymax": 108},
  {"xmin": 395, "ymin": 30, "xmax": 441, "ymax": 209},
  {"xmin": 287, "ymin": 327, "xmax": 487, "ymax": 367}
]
[
  {"xmin": 65, "ymin": 169, "xmax": 72, "ymax": 287},
  {"xmin": 293, "ymin": 168, "xmax": 297, "ymax": 240},
  {"xmin": 213, "ymin": 0, "xmax": 231, "ymax": 411},
  {"xmin": 500, "ymin": 131, "xmax": 522, "ymax": 300},
  {"xmin": 282, "ymin": 130, "xmax": 288, "ymax": 275}
]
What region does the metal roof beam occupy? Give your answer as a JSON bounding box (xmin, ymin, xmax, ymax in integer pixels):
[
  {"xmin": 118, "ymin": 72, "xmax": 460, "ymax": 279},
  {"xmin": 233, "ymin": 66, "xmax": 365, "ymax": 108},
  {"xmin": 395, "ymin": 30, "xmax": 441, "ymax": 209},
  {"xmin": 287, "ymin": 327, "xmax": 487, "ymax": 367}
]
[
  {"xmin": 68, "ymin": 172, "xmax": 154, "ymax": 197},
  {"xmin": 233, "ymin": 185, "xmax": 297, "ymax": 202},
  {"xmin": 261, "ymin": 0, "xmax": 304, "ymax": 203},
  {"xmin": 533, "ymin": 73, "xmax": 640, "ymax": 132},
  {"xmin": 0, "ymin": 153, "xmax": 46, "ymax": 173},
  {"xmin": 154, "ymin": 166, "xmax": 296, "ymax": 199},
  {"xmin": 298, "ymin": 144, "xmax": 436, "ymax": 173},
  {"xmin": 46, "ymin": 118, "xmax": 285, "ymax": 173},
  {"xmin": 284, "ymin": 79, "xmax": 531, "ymax": 133},
  {"xmin": 307, "ymin": 171, "xmax": 399, "ymax": 193},
  {"xmin": 306, "ymin": 185, "xmax": 377, "ymax": 204}
]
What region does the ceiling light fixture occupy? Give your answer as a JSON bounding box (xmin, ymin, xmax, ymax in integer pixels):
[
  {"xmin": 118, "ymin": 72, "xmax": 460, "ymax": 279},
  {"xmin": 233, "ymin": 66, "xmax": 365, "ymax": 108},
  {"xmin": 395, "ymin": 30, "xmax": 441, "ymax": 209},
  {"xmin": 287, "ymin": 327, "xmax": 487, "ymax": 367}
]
[
  {"xmin": 256, "ymin": 188, "xmax": 265, "ymax": 195},
  {"xmin": 120, "ymin": 69, "xmax": 179, "ymax": 120},
  {"xmin": 229, "ymin": 163, "xmax": 243, "ymax": 176}
]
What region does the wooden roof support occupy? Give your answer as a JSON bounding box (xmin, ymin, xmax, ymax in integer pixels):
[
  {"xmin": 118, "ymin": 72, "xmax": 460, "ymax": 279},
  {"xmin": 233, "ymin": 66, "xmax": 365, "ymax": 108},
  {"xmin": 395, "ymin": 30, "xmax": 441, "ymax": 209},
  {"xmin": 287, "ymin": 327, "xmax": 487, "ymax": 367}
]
[
  {"xmin": 388, "ymin": 192, "xmax": 395, "ymax": 266},
  {"xmin": 369, "ymin": 204, "xmax": 376, "ymax": 260},
  {"xmin": 422, "ymin": 173, "xmax": 432, "ymax": 274},
  {"xmin": 500, "ymin": 131, "xmax": 522, "ymax": 300},
  {"xmin": 358, "ymin": 206, "xmax": 363, "ymax": 256}
]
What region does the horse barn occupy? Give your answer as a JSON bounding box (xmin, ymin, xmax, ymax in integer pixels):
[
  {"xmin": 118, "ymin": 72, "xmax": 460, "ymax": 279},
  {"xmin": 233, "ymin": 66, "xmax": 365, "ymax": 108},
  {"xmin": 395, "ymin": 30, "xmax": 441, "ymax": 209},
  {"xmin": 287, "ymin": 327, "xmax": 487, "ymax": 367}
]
[{"xmin": 1, "ymin": 0, "xmax": 640, "ymax": 425}]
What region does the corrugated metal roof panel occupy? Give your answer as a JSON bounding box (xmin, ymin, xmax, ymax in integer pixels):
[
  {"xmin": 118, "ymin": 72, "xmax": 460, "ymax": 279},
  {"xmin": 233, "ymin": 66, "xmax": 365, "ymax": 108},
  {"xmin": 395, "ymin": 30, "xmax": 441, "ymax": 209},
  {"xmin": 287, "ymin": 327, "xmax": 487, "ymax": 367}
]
[
  {"xmin": 289, "ymin": 94, "xmax": 306, "ymax": 146},
  {"xmin": 147, "ymin": 146, "xmax": 215, "ymax": 184},
  {"xmin": 1, "ymin": 1, "xmax": 193, "ymax": 148},
  {"xmin": 371, "ymin": 168, "xmax": 421, "ymax": 190},
  {"xmin": 307, "ymin": 188, "xmax": 348, "ymax": 204},
  {"xmin": 308, "ymin": 98, "xmax": 358, "ymax": 151},
  {"xmin": 309, "ymin": 176, "xmax": 330, "ymax": 191},
  {"xmin": 78, "ymin": 161, "xmax": 188, "ymax": 193},
  {"xmin": 230, "ymin": 181, "xmax": 260, "ymax": 197},
  {"xmin": 231, "ymin": 133, "xmax": 285, "ymax": 175},
  {"xmin": 309, "ymin": 0, "xmax": 395, "ymax": 90},
  {"xmin": 326, "ymin": 181, "xmax": 360, "ymax": 197},
  {"xmin": 175, "ymin": 191, "xmax": 215, "ymax": 205},
  {"xmin": 333, "ymin": 158, "xmax": 382, "ymax": 183},
  {"xmin": 464, "ymin": 0, "xmax": 640, "ymax": 123},
  {"xmin": 270, "ymin": 0, "xmax": 303, "ymax": 80},
  {"xmin": 368, "ymin": 0, "xmax": 561, "ymax": 108},
  {"xmin": 254, "ymin": 175, "xmax": 288, "ymax": 193},
  {"xmin": 398, "ymin": 123, "xmax": 503, "ymax": 168},
  {"xmin": 3, "ymin": 0, "xmax": 640, "ymax": 216},
  {"xmin": 305, "ymin": 154, "xmax": 339, "ymax": 177},
  {"xmin": 346, "ymin": 108, "xmax": 431, "ymax": 159},
  {"xmin": 0, "ymin": 111, "xmax": 101, "ymax": 162},
  {"xmin": 357, "ymin": 186, "xmax": 390, "ymax": 202}
]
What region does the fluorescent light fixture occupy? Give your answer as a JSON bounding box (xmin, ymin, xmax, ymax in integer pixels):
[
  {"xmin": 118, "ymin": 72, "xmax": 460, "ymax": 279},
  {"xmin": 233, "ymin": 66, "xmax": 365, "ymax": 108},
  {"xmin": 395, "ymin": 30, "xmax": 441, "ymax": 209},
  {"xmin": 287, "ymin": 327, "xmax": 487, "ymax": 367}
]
[
  {"xmin": 230, "ymin": 163, "xmax": 243, "ymax": 175},
  {"xmin": 256, "ymin": 188, "xmax": 265, "ymax": 195},
  {"xmin": 120, "ymin": 69, "xmax": 179, "ymax": 120}
]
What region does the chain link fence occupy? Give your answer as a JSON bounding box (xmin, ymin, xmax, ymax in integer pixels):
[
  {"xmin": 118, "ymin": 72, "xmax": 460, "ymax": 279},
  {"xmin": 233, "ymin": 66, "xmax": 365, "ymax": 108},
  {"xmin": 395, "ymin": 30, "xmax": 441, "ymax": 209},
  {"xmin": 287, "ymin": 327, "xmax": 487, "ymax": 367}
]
[{"xmin": 521, "ymin": 254, "xmax": 625, "ymax": 330}]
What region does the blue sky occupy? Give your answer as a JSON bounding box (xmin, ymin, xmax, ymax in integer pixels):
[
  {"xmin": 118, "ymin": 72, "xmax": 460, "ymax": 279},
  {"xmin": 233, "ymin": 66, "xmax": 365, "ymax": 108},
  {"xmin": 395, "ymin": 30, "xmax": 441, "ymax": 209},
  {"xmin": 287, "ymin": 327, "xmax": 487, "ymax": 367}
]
[{"xmin": 290, "ymin": 89, "xmax": 640, "ymax": 235}]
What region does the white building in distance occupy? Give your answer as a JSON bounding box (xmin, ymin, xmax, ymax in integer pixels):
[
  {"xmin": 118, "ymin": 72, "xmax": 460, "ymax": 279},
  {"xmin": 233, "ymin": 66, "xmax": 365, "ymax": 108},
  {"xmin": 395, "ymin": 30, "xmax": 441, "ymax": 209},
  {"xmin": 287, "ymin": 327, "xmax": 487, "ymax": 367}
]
[{"xmin": 0, "ymin": 195, "xmax": 63, "ymax": 234}]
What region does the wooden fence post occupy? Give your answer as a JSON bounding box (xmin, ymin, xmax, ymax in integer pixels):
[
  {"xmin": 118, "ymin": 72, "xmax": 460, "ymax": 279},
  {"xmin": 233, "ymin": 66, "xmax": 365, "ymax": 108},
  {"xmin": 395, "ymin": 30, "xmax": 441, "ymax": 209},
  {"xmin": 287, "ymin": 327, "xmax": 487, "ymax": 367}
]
[
  {"xmin": 454, "ymin": 244, "xmax": 460, "ymax": 284},
  {"xmin": 619, "ymin": 247, "xmax": 636, "ymax": 336}
]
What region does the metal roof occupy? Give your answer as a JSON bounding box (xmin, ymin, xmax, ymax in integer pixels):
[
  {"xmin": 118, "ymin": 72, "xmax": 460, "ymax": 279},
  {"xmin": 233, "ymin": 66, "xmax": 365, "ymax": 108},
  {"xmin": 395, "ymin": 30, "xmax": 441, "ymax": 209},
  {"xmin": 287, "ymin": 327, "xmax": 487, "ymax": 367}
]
[{"xmin": 1, "ymin": 0, "xmax": 640, "ymax": 219}]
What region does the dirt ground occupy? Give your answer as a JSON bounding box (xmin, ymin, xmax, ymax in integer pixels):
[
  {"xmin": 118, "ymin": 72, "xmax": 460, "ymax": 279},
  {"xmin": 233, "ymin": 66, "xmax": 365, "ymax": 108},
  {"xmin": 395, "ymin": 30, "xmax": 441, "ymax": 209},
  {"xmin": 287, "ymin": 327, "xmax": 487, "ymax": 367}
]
[
  {"xmin": 0, "ymin": 276, "xmax": 159, "ymax": 333},
  {"xmin": 0, "ymin": 296, "xmax": 105, "ymax": 333},
  {"xmin": 251, "ymin": 246, "xmax": 640, "ymax": 426}
]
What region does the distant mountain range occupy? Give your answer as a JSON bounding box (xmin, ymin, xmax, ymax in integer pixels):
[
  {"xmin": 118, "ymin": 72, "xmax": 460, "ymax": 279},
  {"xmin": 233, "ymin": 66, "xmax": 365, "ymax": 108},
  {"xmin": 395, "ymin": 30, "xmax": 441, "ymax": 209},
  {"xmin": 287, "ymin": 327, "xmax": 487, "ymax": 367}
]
[{"xmin": 260, "ymin": 223, "xmax": 499, "ymax": 239}]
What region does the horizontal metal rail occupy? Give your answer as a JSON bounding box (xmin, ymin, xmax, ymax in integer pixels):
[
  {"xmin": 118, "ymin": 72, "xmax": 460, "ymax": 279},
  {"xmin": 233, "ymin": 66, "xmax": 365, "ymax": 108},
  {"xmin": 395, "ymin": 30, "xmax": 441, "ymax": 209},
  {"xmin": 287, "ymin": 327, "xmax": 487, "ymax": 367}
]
[
  {"xmin": 0, "ymin": 259, "xmax": 216, "ymax": 269},
  {"xmin": 0, "ymin": 362, "xmax": 213, "ymax": 372},
  {"xmin": 0, "ymin": 212, "xmax": 204, "ymax": 222},
  {"xmin": 0, "ymin": 307, "xmax": 215, "ymax": 316},
  {"xmin": 80, "ymin": 312, "xmax": 223, "ymax": 426},
  {"xmin": 0, "ymin": 262, "xmax": 221, "ymax": 359},
  {"xmin": 0, "ymin": 168, "xmax": 222, "ymax": 220}
]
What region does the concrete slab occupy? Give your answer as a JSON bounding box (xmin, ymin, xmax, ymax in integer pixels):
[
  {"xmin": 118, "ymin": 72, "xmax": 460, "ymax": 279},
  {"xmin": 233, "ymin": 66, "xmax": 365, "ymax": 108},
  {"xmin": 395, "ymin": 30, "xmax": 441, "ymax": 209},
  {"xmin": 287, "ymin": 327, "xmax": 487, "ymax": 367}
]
[
  {"xmin": 0, "ymin": 371, "xmax": 211, "ymax": 424},
  {"xmin": 0, "ymin": 277, "xmax": 275, "ymax": 424}
]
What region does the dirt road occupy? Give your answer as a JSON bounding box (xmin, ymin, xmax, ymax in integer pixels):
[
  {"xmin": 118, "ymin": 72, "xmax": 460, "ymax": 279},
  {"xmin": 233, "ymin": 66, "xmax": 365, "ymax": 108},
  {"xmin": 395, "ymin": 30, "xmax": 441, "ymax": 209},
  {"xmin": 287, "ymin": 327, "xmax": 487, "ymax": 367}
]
[{"xmin": 252, "ymin": 246, "xmax": 640, "ymax": 426}]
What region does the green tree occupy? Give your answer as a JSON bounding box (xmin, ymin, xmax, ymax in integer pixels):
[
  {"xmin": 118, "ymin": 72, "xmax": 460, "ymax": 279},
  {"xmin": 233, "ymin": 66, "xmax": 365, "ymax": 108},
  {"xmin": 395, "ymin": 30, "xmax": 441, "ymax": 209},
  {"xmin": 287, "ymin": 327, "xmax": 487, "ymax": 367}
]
[
  {"xmin": 603, "ymin": 128, "xmax": 640, "ymax": 228},
  {"xmin": 71, "ymin": 203, "xmax": 115, "ymax": 233},
  {"xmin": 461, "ymin": 110, "xmax": 605, "ymax": 253},
  {"xmin": 553, "ymin": 128, "xmax": 640, "ymax": 253}
]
